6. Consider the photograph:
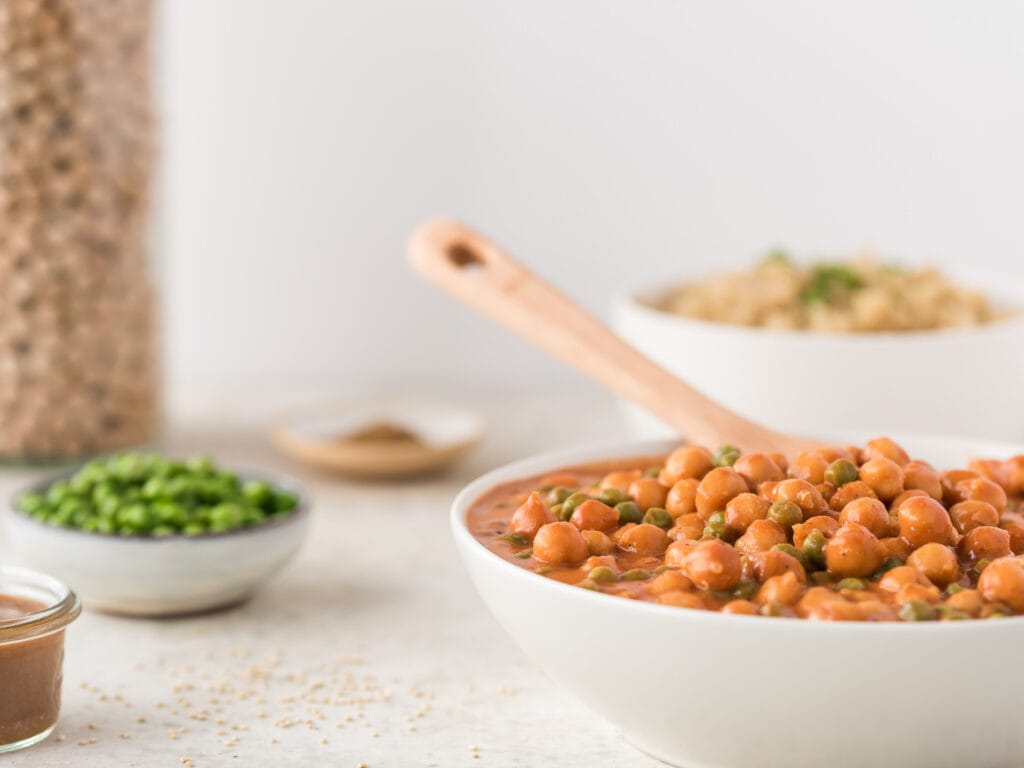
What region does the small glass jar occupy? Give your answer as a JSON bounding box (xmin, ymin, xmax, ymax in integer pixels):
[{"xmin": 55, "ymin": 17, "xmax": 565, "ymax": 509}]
[{"xmin": 0, "ymin": 565, "xmax": 80, "ymax": 753}]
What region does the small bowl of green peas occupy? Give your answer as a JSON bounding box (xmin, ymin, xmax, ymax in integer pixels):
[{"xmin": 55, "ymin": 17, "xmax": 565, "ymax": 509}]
[{"xmin": 7, "ymin": 453, "xmax": 311, "ymax": 617}]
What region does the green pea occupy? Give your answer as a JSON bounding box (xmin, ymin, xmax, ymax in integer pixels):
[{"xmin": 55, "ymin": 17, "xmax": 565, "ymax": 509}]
[
  {"xmin": 186, "ymin": 455, "xmax": 216, "ymax": 475},
  {"xmin": 597, "ymin": 488, "xmax": 629, "ymax": 507},
  {"xmin": 643, "ymin": 507, "xmax": 672, "ymax": 530},
  {"xmin": 549, "ymin": 502, "xmax": 565, "ymax": 520},
  {"xmin": 499, "ymin": 536, "xmax": 532, "ymax": 548},
  {"xmin": 653, "ymin": 565, "xmax": 671, "ymax": 574},
  {"xmin": 209, "ymin": 502, "xmax": 246, "ymax": 531},
  {"xmin": 936, "ymin": 605, "xmax": 970, "ymax": 621},
  {"xmin": 713, "ymin": 445, "xmax": 741, "ymax": 468},
  {"xmin": 801, "ymin": 529, "xmax": 827, "ymax": 568},
  {"xmin": 182, "ymin": 523, "xmax": 207, "ymax": 536},
  {"xmin": 535, "ymin": 566, "xmax": 555, "ymax": 575},
  {"xmin": 577, "ymin": 579, "xmax": 600, "ymax": 591},
  {"xmin": 733, "ymin": 581, "xmax": 759, "ymax": 600},
  {"xmin": 152, "ymin": 525, "xmax": 176, "ymax": 537},
  {"xmin": 809, "ymin": 571, "xmax": 831, "ymax": 586},
  {"xmin": 621, "ymin": 569, "xmax": 652, "ymax": 581},
  {"xmin": 16, "ymin": 491, "xmax": 44, "ymax": 515},
  {"xmin": 562, "ymin": 492, "xmax": 590, "ymax": 517},
  {"xmin": 643, "ymin": 466, "xmax": 662, "ymax": 479},
  {"xmin": 946, "ymin": 583, "xmax": 965, "ymax": 595},
  {"xmin": 588, "ymin": 566, "xmax": 619, "ymax": 583},
  {"xmin": 513, "ymin": 548, "xmax": 533, "ymax": 560},
  {"xmin": 771, "ymin": 543, "xmax": 808, "ymax": 568},
  {"xmin": 972, "ymin": 558, "xmax": 992, "ymax": 577},
  {"xmin": 836, "ymin": 578, "xmax": 865, "ymax": 590},
  {"xmin": 615, "ymin": 501, "xmax": 644, "ymax": 525},
  {"xmin": 824, "ymin": 459, "xmax": 859, "ymax": 487},
  {"xmin": 899, "ymin": 600, "xmax": 938, "ymax": 621},
  {"xmin": 768, "ymin": 500, "xmax": 802, "ymax": 528},
  {"xmin": 546, "ymin": 486, "xmax": 573, "ymax": 506},
  {"xmin": 117, "ymin": 503, "xmax": 156, "ymax": 531},
  {"xmin": 141, "ymin": 477, "xmax": 168, "ymax": 499},
  {"xmin": 703, "ymin": 511, "xmax": 732, "ymax": 540}
]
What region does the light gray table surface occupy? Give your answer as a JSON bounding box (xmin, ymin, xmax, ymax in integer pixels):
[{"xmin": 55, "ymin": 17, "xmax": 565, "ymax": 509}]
[{"xmin": 1, "ymin": 387, "xmax": 666, "ymax": 768}]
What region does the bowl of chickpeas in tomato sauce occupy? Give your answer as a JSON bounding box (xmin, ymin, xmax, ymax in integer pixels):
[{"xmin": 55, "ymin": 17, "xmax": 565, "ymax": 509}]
[{"xmin": 454, "ymin": 435, "xmax": 1024, "ymax": 768}]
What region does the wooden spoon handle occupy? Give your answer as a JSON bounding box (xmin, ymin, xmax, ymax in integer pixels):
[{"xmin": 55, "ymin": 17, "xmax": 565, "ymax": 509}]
[{"xmin": 408, "ymin": 219, "xmax": 805, "ymax": 452}]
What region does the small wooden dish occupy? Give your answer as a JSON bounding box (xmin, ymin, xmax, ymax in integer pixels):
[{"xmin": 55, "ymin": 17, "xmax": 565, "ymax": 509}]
[{"xmin": 272, "ymin": 401, "xmax": 486, "ymax": 478}]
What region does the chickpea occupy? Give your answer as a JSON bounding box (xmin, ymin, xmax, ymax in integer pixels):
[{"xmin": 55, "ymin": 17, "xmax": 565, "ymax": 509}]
[
  {"xmin": 617, "ymin": 523, "xmax": 670, "ymax": 557},
  {"xmin": 683, "ymin": 539, "xmax": 742, "ymax": 591},
  {"xmin": 733, "ymin": 518, "xmax": 787, "ymax": 557},
  {"xmin": 722, "ymin": 599, "xmax": 759, "ymax": 615},
  {"xmin": 949, "ymin": 500, "xmax": 1000, "ymax": 535},
  {"xmin": 648, "ymin": 570, "xmax": 693, "ymax": 595},
  {"xmin": 945, "ymin": 588, "xmax": 984, "ymax": 617},
  {"xmin": 695, "ymin": 467, "xmax": 748, "ymax": 520},
  {"xmin": 744, "ymin": 549, "xmax": 806, "ymax": 583},
  {"xmin": 657, "ymin": 591, "xmax": 706, "ymax": 609},
  {"xmin": 968, "ymin": 458, "xmax": 1009, "ymax": 488},
  {"xmin": 1000, "ymin": 511, "xmax": 1024, "ymax": 555},
  {"xmin": 788, "ymin": 452, "xmax": 829, "ymax": 484},
  {"xmin": 796, "ymin": 586, "xmax": 846, "ymax": 615},
  {"xmin": 532, "ymin": 522, "xmax": 588, "ymax": 565},
  {"xmin": 879, "ymin": 565, "xmax": 929, "ymax": 593},
  {"xmin": 757, "ymin": 571, "xmax": 805, "ymax": 607},
  {"xmin": 628, "ymin": 477, "xmax": 670, "ymax": 512},
  {"xmin": 863, "ymin": 437, "xmax": 911, "ymax": 467},
  {"xmin": 662, "ymin": 445, "xmax": 714, "ymax": 484},
  {"xmin": 858, "ymin": 457, "xmax": 904, "ymax": 502},
  {"xmin": 773, "ymin": 478, "xmax": 827, "ymax": 518},
  {"xmin": 879, "ymin": 536, "xmax": 910, "ymax": 562},
  {"xmin": 897, "ymin": 496, "xmax": 954, "ymax": 549},
  {"xmin": 733, "ymin": 453, "xmax": 785, "ymax": 487},
  {"xmin": 581, "ymin": 529, "xmax": 614, "ymax": 556},
  {"xmin": 664, "ymin": 539, "xmax": 698, "ymax": 567},
  {"xmin": 955, "ymin": 477, "xmax": 1008, "ymax": 512},
  {"xmin": 1003, "ymin": 456, "xmax": 1024, "ymax": 495},
  {"xmin": 509, "ymin": 492, "xmax": 554, "ymax": 539},
  {"xmin": 599, "ymin": 469, "xmax": 642, "ymax": 494},
  {"xmin": 977, "ymin": 557, "xmax": 1024, "ymax": 611},
  {"xmin": 824, "ymin": 524, "xmax": 885, "ymax": 578},
  {"xmin": 665, "ymin": 478, "xmax": 699, "ymax": 518},
  {"xmin": 570, "ymin": 499, "xmax": 618, "ymax": 532},
  {"xmin": 792, "ymin": 515, "xmax": 839, "ymax": 549},
  {"xmin": 902, "ymin": 460, "xmax": 943, "ymax": 499},
  {"xmin": 958, "ymin": 525, "xmax": 1011, "ymax": 562},
  {"xmin": 839, "ymin": 497, "xmax": 891, "ymax": 539},
  {"xmin": 906, "ymin": 542, "xmax": 959, "ymax": 586},
  {"xmin": 940, "ymin": 469, "xmax": 979, "ymax": 505},
  {"xmin": 891, "ymin": 489, "xmax": 929, "ymax": 510},
  {"xmin": 828, "ymin": 480, "xmax": 877, "ymax": 512},
  {"xmin": 668, "ymin": 513, "xmax": 705, "ymax": 541},
  {"xmin": 806, "ymin": 600, "xmax": 869, "ymax": 621},
  {"xmin": 724, "ymin": 492, "xmax": 769, "ymax": 534},
  {"xmin": 766, "ymin": 452, "xmax": 789, "ymax": 473},
  {"xmin": 893, "ymin": 583, "xmax": 942, "ymax": 605}
]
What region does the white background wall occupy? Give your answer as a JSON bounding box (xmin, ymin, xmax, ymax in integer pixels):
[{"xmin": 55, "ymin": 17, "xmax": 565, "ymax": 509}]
[{"xmin": 158, "ymin": 0, "xmax": 1024, "ymax": 401}]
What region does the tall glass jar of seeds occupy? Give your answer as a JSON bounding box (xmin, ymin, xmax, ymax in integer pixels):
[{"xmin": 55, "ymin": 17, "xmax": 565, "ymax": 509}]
[{"xmin": 0, "ymin": 0, "xmax": 158, "ymax": 459}]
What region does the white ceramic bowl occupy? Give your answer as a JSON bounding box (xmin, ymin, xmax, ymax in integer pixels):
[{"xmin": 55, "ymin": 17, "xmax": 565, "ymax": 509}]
[
  {"xmin": 453, "ymin": 435, "xmax": 1024, "ymax": 768},
  {"xmin": 6, "ymin": 470, "xmax": 310, "ymax": 617},
  {"xmin": 612, "ymin": 272, "xmax": 1024, "ymax": 442}
]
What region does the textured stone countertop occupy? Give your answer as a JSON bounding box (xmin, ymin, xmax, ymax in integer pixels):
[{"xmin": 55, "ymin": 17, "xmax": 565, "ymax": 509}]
[{"xmin": 1, "ymin": 387, "xmax": 665, "ymax": 768}]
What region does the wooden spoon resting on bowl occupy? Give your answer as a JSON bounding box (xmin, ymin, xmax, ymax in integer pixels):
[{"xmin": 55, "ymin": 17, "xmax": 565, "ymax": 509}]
[{"xmin": 408, "ymin": 219, "xmax": 819, "ymax": 455}]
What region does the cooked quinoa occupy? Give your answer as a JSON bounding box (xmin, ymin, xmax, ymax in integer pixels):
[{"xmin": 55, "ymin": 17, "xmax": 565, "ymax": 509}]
[{"xmin": 652, "ymin": 253, "xmax": 1007, "ymax": 332}]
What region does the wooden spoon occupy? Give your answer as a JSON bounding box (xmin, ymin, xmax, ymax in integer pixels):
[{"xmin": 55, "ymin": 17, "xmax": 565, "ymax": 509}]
[{"xmin": 408, "ymin": 219, "xmax": 819, "ymax": 455}]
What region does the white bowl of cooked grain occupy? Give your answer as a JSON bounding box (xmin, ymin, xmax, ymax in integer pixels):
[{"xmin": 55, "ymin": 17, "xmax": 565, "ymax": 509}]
[{"xmin": 612, "ymin": 258, "xmax": 1024, "ymax": 442}]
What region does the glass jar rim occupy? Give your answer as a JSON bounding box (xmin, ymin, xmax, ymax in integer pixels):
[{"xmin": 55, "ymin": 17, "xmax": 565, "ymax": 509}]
[{"xmin": 0, "ymin": 565, "xmax": 80, "ymax": 643}]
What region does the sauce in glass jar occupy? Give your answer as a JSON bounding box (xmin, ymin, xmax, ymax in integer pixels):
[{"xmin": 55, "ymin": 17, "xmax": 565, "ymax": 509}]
[{"xmin": 0, "ymin": 567, "xmax": 80, "ymax": 753}]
